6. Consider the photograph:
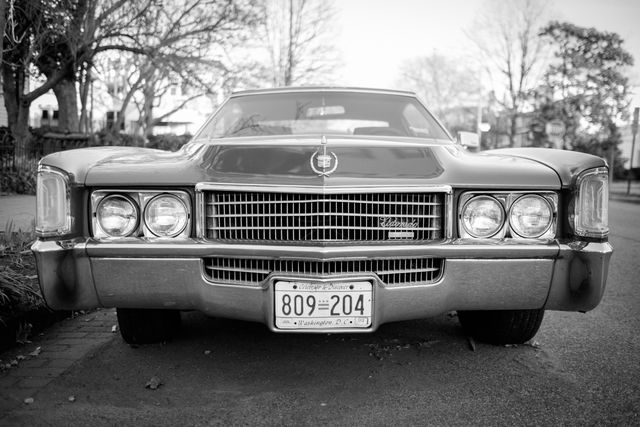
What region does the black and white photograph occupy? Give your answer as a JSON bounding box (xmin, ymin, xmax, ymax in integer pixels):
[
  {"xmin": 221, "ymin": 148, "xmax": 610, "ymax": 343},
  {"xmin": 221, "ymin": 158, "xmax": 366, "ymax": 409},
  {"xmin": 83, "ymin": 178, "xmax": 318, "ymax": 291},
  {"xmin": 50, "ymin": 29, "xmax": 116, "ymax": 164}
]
[{"xmin": 0, "ymin": 0, "xmax": 638, "ymax": 425}]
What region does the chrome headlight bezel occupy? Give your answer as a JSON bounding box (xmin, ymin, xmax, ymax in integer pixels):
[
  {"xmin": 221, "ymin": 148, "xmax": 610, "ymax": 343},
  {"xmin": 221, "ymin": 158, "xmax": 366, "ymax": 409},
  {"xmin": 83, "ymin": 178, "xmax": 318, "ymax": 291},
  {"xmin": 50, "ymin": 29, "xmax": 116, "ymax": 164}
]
[
  {"xmin": 95, "ymin": 194, "xmax": 140, "ymax": 238},
  {"xmin": 509, "ymin": 194, "xmax": 554, "ymax": 238},
  {"xmin": 91, "ymin": 190, "xmax": 191, "ymax": 239},
  {"xmin": 143, "ymin": 193, "xmax": 190, "ymax": 237},
  {"xmin": 460, "ymin": 195, "xmax": 506, "ymax": 238},
  {"xmin": 458, "ymin": 191, "xmax": 557, "ymax": 240}
]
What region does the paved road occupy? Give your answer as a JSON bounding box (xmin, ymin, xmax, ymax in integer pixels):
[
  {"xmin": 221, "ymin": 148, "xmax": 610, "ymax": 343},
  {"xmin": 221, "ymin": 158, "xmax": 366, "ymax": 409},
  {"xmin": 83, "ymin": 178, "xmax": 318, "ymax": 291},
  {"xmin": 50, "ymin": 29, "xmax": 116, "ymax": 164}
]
[{"xmin": 0, "ymin": 200, "xmax": 638, "ymax": 425}]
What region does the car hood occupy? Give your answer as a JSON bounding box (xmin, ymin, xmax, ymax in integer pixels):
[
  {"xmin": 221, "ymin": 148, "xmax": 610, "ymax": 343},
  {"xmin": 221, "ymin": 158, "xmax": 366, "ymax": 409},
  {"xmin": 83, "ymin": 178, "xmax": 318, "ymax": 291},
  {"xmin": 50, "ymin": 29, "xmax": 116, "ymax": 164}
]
[{"xmin": 74, "ymin": 136, "xmax": 560, "ymax": 189}]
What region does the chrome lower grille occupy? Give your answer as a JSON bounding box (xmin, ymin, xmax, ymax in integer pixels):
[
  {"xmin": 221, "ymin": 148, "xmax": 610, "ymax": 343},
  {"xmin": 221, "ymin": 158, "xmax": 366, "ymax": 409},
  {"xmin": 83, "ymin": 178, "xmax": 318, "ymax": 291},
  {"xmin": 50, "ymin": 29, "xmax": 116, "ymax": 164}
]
[
  {"xmin": 203, "ymin": 257, "xmax": 444, "ymax": 286},
  {"xmin": 203, "ymin": 191, "xmax": 444, "ymax": 242}
]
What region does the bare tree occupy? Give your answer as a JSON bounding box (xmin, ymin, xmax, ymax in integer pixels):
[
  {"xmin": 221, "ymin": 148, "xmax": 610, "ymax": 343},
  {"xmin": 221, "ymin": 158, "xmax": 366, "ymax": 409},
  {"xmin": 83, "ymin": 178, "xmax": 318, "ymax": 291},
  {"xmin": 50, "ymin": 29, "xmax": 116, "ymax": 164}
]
[
  {"xmin": 260, "ymin": 0, "xmax": 339, "ymax": 86},
  {"xmin": 396, "ymin": 53, "xmax": 482, "ymax": 131},
  {"xmin": 1, "ymin": 0, "xmax": 259, "ymax": 168},
  {"xmin": 467, "ymin": 0, "xmax": 549, "ymax": 147},
  {"xmin": 1, "ymin": 0, "xmax": 154, "ymax": 167},
  {"xmin": 102, "ymin": 0, "xmax": 260, "ymax": 135}
]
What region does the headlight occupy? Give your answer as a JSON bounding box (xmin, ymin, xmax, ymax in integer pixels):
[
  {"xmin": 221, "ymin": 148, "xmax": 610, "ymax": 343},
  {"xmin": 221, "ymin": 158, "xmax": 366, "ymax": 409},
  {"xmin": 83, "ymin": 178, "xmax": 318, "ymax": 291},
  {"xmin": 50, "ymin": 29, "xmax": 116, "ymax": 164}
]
[
  {"xmin": 144, "ymin": 194, "xmax": 189, "ymax": 237},
  {"xmin": 96, "ymin": 195, "xmax": 139, "ymax": 237},
  {"xmin": 574, "ymin": 167, "xmax": 609, "ymax": 238},
  {"xmin": 461, "ymin": 196, "xmax": 505, "ymax": 238},
  {"xmin": 36, "ymin": 166, "xmax": 71, "ymax": 236},
  {"xmin": 509, "ymin": 195, "xmax": 553, "ymax": 238}
]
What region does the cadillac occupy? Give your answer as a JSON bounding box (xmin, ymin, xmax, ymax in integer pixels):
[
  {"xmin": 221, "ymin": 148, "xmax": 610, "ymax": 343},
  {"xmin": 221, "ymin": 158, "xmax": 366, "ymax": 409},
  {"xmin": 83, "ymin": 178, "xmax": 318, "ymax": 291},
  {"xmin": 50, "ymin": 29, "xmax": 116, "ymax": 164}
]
[{"xmin": 32, "ymin": 87, "xmax": 612, "ymax": 345}]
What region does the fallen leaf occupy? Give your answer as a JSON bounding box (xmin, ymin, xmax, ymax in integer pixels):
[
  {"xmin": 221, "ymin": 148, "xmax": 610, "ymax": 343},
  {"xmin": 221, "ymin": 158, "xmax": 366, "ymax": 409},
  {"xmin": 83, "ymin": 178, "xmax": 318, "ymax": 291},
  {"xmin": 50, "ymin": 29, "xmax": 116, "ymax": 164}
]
[
  {"xmin": 29, "ymin": 347, "xmax": 42, "ymax": 357},
  {"xmin": 145, "ymin": 376, "xmax": 162, "ymax": 390},
  {"xmin": 467, "ymin": 336, "xmax": 476, "ymax": 352}
]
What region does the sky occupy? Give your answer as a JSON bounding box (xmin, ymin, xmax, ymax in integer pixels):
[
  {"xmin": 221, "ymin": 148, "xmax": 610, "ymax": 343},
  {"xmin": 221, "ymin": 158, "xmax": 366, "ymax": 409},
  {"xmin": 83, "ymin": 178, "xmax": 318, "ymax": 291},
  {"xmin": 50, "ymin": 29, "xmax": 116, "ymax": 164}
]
[{"xmin": 334, "ymin": 0, "xmax": 640, "ymax": 112}]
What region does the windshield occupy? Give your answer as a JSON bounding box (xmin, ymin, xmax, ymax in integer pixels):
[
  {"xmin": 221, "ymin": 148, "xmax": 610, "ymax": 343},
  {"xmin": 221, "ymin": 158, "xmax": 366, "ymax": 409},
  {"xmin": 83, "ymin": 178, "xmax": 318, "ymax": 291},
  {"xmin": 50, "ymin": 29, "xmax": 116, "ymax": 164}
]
[{"xmin": 195, "ymin": 91, "xmax": 450, "ymax": 140}]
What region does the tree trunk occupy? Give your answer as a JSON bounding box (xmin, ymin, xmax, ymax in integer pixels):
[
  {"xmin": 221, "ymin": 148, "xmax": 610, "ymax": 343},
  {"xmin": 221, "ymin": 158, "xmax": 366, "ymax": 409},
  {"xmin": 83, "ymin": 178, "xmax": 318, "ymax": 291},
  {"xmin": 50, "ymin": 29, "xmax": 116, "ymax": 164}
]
[
  {"xmin": 2, "ymin": 65, "xmax": 20, "ymax": 128},
  {"xmin": 12, "ymin": 103, "xmax": 31, "ymax": 170},
  {"xmin": 52, "ymin": 77, "xmax": 79, "ymax": 132},
  {"xmin": 79, "ymin": 65, "xmax": 92, "ymax": 133},
  {"xmin": 3, "ymin": 65, "xmax": 32, "ymax": 171},
  {"xmin": 509, "ymin": 111, "xmax": 518, "ymax": 147},
  {"xmin": 141, "ymin": 82, "xmax": 155, "ymax": 138},
  {"xmin": 284, "ymin": 0, "xmax": 294, "ymax": 86},
  {"xmin": 0, "ymin": 0, "xmax": 7, "ymax": 67}
]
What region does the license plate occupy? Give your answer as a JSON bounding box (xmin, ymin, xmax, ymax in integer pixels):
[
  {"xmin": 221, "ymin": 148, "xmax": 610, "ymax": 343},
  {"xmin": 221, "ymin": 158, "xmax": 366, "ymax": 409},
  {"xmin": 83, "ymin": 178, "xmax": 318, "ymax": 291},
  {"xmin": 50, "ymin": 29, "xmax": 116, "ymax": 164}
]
[{"xmin": 274, "ymin": 281, "xmax": 373, "ymax": 329}]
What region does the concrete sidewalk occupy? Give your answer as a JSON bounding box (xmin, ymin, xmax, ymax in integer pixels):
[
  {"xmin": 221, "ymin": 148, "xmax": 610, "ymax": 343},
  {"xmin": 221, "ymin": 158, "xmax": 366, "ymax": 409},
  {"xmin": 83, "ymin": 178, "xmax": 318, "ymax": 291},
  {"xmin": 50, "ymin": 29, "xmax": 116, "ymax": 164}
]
[{"xmin": 0, "ymin": 195, "xmax": 36, "ymax": 232}]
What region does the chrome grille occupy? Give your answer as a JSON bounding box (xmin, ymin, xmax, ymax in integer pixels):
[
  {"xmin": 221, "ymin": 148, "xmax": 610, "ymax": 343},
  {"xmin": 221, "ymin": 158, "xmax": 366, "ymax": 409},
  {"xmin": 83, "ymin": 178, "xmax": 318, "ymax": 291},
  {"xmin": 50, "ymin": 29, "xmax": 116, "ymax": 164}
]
[
  {"xmin": 204, "ymin": 191, "xmax": 444, "ymax": 242},
  {"xmin": 203, "ymin": 257, "xmax": 444, "ymax": 286}
]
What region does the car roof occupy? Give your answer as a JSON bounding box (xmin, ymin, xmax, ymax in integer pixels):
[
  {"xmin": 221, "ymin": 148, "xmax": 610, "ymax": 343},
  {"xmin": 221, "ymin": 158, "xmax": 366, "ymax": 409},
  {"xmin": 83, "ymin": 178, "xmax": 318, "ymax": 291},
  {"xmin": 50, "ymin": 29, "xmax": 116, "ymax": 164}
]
[{"xmin": 230, "ymin": 87, "xmax": 417, "ymax": 97}]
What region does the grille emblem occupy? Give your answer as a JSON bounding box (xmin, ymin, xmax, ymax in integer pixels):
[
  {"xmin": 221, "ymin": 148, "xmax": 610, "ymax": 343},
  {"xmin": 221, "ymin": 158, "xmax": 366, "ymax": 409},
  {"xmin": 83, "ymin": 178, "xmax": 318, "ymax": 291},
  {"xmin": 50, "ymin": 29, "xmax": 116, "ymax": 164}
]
[
  {"xmin": 379, "ymin": 217, "xmax": 418, "ymax": 239},
  {"xmin": 310, "ymin": 136, "xmax": 338, "ymax": 176}
]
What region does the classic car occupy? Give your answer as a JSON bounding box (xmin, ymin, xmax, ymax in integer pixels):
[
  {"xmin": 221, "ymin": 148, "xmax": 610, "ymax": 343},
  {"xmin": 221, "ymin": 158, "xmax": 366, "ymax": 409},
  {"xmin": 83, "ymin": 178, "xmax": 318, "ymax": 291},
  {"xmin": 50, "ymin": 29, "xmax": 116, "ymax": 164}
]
[{"xmin": 32, "ymin": 87, "xmax": 612, "ymax": 345}]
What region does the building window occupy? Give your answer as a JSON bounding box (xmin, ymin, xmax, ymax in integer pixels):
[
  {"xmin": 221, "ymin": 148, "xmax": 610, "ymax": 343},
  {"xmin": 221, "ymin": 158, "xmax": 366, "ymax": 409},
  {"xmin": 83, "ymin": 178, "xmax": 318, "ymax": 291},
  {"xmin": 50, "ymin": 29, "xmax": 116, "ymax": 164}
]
[{"xmin": 106, "ymin": 111, "xmax": 124, "ymax": 131}]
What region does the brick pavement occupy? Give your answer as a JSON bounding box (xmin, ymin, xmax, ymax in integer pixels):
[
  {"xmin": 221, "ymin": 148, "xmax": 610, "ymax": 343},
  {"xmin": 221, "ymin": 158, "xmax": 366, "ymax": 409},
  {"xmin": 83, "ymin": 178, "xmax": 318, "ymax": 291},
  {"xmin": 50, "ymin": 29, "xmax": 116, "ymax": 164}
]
[{"xmin": 0, "ymin": 309, "xmax": 117, "ymax": 414}]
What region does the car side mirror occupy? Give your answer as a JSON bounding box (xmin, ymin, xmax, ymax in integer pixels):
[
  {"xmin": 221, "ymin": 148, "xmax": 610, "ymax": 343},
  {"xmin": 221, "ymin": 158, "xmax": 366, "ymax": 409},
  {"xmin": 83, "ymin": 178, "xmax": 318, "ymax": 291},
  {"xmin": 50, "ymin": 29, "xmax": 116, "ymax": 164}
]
[{"xmin": 457, "ymin": 131, "xmax": 480, "ymax": 150}]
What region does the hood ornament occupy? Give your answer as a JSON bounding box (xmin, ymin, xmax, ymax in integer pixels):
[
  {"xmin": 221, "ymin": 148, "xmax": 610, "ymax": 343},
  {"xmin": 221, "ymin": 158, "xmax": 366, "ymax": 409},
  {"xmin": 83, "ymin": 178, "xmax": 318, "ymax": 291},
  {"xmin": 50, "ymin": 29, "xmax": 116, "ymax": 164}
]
[{"xmin": 310, "ymin": 135, "xmax": 338, "ymax": 176}]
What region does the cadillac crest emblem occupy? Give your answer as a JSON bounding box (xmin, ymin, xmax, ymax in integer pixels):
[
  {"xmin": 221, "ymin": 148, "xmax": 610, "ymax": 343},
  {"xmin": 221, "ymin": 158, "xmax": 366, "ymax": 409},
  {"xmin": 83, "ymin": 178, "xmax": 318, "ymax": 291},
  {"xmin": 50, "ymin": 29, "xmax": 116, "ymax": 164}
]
[{"xmin": 310, "ymin": 135, "xmax": 338, "ymax": 176}]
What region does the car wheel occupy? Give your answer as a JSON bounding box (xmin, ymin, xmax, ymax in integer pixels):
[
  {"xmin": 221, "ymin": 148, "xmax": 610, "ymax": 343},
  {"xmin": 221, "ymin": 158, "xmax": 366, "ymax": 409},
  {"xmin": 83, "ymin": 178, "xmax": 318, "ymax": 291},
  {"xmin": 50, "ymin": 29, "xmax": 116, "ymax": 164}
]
[
  {"xmin": 116, "ymin": 308, "xmax": 181, "ymax": 344},
  {"xmin": 457, "ymin": 309, "xmax": 544, "ymax": 345}
]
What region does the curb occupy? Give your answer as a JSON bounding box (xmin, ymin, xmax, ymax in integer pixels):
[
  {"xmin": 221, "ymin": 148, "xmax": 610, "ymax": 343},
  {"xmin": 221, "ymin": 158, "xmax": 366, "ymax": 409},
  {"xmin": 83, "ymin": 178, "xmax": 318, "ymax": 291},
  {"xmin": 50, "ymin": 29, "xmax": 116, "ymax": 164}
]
[{"xmin": 610, "ymin": 193, "xmax": 640, "ymax": 204}]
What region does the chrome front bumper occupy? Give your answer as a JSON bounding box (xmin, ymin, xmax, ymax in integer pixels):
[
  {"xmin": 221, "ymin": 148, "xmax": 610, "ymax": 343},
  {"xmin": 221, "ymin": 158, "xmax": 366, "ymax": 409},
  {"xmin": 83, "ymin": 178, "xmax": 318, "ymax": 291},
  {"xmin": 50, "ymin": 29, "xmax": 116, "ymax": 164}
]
[{"xmin": 32, "ymin": 239, "xmax": 612, "ymax": 332}]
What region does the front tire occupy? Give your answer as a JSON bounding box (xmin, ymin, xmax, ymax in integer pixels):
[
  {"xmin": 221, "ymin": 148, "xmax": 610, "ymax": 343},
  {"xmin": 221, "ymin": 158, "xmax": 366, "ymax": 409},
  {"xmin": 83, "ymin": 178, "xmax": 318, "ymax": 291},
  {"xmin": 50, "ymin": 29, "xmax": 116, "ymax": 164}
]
[
  {"xmin": 116, "ymin": 308, "xmax": 181, "ymax": 344},
  {"xmin": 457, "ymin": 309, "xmax": 544, "ymax": 345}
]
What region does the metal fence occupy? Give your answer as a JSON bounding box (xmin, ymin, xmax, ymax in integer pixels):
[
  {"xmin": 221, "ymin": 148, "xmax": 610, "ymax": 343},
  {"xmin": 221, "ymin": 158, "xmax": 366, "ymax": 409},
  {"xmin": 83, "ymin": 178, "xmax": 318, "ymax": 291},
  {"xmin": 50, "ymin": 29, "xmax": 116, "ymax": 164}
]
[{"xmin": 0, "ymin": 129, "xmax": 91, "ymax": 172}]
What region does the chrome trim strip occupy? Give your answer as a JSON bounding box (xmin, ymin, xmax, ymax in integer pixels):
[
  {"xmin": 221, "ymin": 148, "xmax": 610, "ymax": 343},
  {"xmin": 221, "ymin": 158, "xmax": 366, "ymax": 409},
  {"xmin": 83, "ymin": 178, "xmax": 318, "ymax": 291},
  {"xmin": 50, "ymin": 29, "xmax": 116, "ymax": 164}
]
[
  {"xmin": 85, "ymin": 241, "xmax": 560, "ymax": 259},
  {"xmin": 230, "ymin": 87, "xmax": 416, "ymax": 97},
  {"xmin": 195, "ymin": 183, "xmax": 453, "ymax": 194},
  {"xmin": 196, "ymin": 190, "xmax": 204, "ymax": 239},
  {"xmin": 445, "ymin": 191, "xmax": 454, "ymax": 240},
  {"xmin": 189, "ymin": 135, "xmax": 452, "ymax": 146}
]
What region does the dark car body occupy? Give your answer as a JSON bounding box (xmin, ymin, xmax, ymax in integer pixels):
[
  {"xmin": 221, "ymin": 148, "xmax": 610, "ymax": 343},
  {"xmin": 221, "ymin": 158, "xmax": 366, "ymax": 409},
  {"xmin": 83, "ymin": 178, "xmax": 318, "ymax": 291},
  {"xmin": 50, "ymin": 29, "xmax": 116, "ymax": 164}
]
[{"xmin": 32, "ymin": 88, "xmax": 612, "ymax": 344}]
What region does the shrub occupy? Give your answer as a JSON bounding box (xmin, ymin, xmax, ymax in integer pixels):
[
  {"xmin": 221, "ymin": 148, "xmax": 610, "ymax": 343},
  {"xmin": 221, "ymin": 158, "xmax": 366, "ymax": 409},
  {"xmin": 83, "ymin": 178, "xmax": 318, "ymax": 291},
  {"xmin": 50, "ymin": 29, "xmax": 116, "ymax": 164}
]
[
  {"xmin": 146, "ymin": 134, "xmax": 192, "ymax": 152},
  {"xmin": 0, "ymin": 166, "xmax": 36, "ymax": 195},
  {"xmin": 94, "ymin": 130, "xmax": 146, "ymax": 147},
  {"xmin": 0, "ymin": 221, "xmax": 44, "ymax": 321}
]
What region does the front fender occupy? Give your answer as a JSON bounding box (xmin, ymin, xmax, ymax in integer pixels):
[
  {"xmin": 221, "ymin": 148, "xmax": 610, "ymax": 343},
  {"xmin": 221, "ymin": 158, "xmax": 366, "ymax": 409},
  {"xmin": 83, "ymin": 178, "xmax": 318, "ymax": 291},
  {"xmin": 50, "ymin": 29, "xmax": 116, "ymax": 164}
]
[{"xmin": 484, "ymin": 147, "xmax": 607, "ymax": 187}]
